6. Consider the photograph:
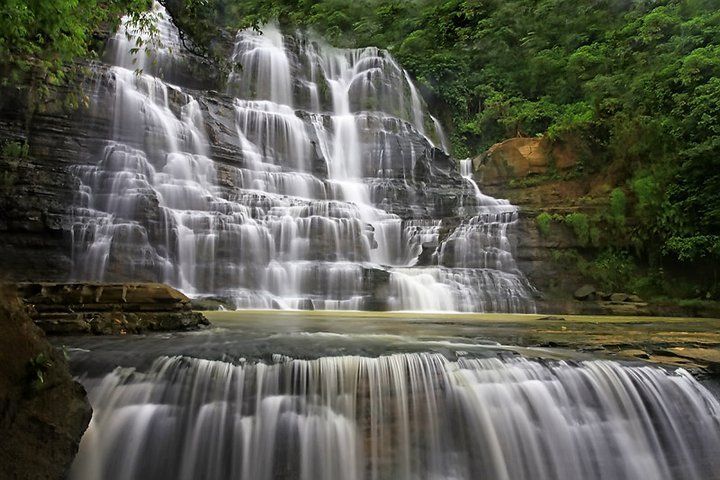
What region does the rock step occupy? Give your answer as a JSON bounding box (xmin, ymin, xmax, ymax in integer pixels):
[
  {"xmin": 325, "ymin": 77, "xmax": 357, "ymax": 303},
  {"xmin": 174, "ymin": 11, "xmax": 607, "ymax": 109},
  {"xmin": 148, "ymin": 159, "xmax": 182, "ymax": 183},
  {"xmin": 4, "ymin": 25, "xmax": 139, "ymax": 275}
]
[{"xmin": 14, "ymin": 282, "xmax": 209, "ymax": 335}]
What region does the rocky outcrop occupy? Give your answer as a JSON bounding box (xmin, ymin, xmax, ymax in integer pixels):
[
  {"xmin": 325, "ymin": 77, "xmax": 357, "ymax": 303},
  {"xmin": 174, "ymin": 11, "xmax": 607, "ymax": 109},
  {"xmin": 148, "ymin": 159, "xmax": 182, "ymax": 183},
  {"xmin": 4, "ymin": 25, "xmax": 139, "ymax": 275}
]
[
  {"xmin": 16, "ymin": 282, "xmax": 210, "ymax": 334},
  {"xmin": 470, "ymin": 137, "xmax": 596, "ymax": 306},
  {"xmin": 0, "ymin": 286, "xmax": 91, "ymax": 479},
  {"xmin": 474, "ymin": 137, "xmax": 578, "ymax": 185},
  {"xmin": 470, "ymin": 136, "xmax": 720, "ymax": 317}
]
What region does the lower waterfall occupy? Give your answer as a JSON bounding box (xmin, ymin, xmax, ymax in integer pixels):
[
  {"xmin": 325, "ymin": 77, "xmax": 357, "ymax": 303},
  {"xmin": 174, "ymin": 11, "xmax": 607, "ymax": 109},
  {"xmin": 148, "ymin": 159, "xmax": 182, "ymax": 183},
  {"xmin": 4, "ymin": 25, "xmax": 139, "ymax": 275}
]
[{"xmin": 69, "ymin": 352, "xmax": 720, "ymax": 480}]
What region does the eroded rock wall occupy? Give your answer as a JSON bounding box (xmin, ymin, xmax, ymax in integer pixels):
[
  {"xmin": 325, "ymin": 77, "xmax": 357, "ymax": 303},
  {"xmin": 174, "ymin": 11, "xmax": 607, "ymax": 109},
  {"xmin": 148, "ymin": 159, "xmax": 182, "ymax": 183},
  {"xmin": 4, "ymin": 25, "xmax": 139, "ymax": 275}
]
[{"xmin": 473, "ymin": 137, "xmax": 612, "ymax": 312}]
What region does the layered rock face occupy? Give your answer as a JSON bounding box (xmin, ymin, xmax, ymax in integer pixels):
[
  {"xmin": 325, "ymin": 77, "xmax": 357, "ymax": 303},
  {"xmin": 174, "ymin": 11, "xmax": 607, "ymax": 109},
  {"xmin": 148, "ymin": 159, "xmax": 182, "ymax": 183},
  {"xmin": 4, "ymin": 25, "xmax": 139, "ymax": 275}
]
[
  {"xmin": 475, "ymin": 137, "xmax": 578, "ymax": 184},
  {"xmin": 0, "ymin": 3, "xmax": 535, "ymax": 312},
  {"xmin": 17, "ymin": 282, "xmax": 209, "ymax": 334},
  {"xmin": 0, "ymin": 286, "xmax": 91, "ymax": 479}
]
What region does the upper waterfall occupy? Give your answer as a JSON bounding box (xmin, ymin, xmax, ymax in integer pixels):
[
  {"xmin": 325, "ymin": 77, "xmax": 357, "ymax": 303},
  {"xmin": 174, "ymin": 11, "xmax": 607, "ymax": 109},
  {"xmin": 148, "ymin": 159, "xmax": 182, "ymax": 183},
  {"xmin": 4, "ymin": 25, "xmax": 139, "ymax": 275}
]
[{"xmin": 68, "ymin": 3, "xmax": 535, "ymax": 312}]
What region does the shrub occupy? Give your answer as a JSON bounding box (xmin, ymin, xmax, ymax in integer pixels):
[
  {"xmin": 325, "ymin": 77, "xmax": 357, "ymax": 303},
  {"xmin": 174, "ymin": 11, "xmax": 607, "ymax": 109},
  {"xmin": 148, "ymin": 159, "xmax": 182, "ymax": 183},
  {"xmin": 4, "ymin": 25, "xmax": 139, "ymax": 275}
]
[
  {"xmin": 609, "ymin": 188, "xmax": 626, "ymax": 222},
  {"xmin": 564, "ymin": 212, "xmax": 591, "ymax": 246},
  {"xmin": 587, "ymin": 249, "xmax": 636, "ymax": 292},
  {"xmin": 536, "ymin": 212, "xmax": 552, "ymax": 236}
]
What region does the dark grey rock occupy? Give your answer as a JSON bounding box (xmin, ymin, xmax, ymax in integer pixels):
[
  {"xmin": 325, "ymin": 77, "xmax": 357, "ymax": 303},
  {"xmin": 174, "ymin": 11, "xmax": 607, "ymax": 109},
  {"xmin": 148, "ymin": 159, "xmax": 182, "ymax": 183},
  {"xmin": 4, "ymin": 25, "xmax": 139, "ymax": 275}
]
[{"xmin": 574, "ymin": 285, "xmax": 597, "ymax": 301}]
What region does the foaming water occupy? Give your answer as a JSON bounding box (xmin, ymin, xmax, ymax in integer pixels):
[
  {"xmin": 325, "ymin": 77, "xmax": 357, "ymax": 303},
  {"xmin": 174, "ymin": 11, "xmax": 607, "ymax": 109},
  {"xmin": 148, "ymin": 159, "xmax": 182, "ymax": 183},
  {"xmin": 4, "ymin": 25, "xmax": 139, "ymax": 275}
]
[
  {"xmin": 69, "ymin": 352, "xmax": 720, "ymax": 480},
  {"xmin": 69, "ymin": 2, "xmax": 534, "ymax": 312}
]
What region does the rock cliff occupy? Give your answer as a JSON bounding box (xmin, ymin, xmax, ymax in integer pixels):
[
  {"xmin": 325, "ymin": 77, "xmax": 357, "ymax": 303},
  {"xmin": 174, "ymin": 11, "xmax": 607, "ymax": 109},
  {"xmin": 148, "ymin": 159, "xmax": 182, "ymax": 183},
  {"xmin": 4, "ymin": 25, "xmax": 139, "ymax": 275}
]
[
  {"xmin": 472, "ymin": 136, "xmax": 720, "ymax": 317},
  {"xmin": 0, "ymin": 17, "xmax": 533, "ymax": 312},
  {"xmin": 473, "ymin": 137, "xmax": 588, "ymax": 303}
]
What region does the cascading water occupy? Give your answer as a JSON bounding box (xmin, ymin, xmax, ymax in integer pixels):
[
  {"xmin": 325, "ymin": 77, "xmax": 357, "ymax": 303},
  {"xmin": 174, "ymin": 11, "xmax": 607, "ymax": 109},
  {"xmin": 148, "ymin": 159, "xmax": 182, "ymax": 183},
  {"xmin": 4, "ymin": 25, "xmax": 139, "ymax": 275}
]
[
  {"xmin": 69, "ymin": 3, "xmax": 534, "ymax": 311},
  {"xmin": 68, "ymin": 347, "xmax": 720, "ymax": 480},
  {"xmin": 57, "ymin": 7, "xmax": 720, "ymax": 480}
]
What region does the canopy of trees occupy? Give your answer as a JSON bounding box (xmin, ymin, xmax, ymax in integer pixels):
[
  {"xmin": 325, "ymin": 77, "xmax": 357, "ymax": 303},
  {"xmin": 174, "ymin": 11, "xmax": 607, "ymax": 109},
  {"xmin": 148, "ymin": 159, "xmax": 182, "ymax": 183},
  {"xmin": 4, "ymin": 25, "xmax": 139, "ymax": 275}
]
[{"xmin": 0, "ymin": 0, "xmax": 153, "ymax": 104}]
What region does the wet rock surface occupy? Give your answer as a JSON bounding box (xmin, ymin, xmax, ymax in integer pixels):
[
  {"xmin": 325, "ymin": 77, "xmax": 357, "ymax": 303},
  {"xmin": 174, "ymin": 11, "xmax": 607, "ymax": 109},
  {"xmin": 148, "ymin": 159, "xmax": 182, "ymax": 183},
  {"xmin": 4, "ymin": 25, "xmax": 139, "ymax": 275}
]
[
  {"xmin": 0, "ymin": 286, "xmax": 91, "ymax": 479},
  {"xmin": 16, "ymin": 282, "xmax": 210, "ymax": 335},
  {"xmin": 197, "ymin": 310, "xmax": 720, "ymax": 377}
]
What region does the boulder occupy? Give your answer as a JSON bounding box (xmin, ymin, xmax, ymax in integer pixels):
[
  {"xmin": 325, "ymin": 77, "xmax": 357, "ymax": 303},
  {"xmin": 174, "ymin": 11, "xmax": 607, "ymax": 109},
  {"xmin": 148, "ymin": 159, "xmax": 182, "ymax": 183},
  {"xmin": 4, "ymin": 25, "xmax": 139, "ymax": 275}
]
[
  {"xmin": 574, "ymin": 285, "xmax": 597, "ymax": 301},
  {"xmin": 190, "ymin": 296, "xmax": 234, "ymax": 311},
  {"xmin": 600, "ymin": 302, "xmax": 652, "ymax": 316},
  {"xmin": 610, "ymin": 292, "xmax": 630, "ymax": 303}
]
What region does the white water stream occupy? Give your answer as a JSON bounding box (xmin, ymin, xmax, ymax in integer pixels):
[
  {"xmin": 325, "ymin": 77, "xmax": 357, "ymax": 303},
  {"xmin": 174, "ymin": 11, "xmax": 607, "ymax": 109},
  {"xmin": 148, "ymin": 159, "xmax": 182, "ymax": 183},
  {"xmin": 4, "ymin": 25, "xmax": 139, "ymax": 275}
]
[{"xmin": 69, "ymin": 350, "xmax": 720, "ymax": 480}]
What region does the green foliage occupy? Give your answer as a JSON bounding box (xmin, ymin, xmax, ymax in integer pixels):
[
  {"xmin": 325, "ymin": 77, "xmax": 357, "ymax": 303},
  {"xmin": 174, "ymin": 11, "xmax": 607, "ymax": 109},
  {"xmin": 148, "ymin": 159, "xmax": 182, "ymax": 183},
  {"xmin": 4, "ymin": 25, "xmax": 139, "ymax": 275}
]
[
  {"xmin": 663, "ymin": 235, "xmax": 720, "ymax": 262},
  {"xmin": 0, "ymin": 0, "xmax": 152, "ymax": 107},
  {"xmin": 609, "ymin": 188, "xmax": 627, "ymax": 222},
  {"xmin": 564, "ymin": 213, "xmax": 589, "ymax": 245},
  {"xmin": 1, "ymin": 140, "xmax": 28, "ymax": 159},
  {"xmin": 549, "ymin": 247, "xmax": 638, "ymax": 292},
  {"xmin": 584, "ymin": 249, "xmax": 637, "ymax": 293},
  {"xmin": 603, "ymin": 188, "xmax": 628, "ymax": 236},
  {"xmin": 1, "ymin": 140, "xmax": 28, "ymax": 189},
  {"xmin": 631, "ymin": 174, "xmax": 664, "ymax": 225},
  {"xmin": 536, "ymin": 212, "xmax": 552, "ymax": 236},
  {"xmin": 26, "ymin": 351, "xmax": 53, "ymax": 391}
]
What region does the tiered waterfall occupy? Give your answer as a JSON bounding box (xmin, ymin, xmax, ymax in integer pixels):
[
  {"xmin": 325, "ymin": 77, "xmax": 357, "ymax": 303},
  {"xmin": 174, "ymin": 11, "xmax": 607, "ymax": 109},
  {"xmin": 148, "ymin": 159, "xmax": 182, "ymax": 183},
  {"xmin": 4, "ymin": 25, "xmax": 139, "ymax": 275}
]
[{"xmin": 69, "ymin": 4, "xmax": 534, "ymax": 312}]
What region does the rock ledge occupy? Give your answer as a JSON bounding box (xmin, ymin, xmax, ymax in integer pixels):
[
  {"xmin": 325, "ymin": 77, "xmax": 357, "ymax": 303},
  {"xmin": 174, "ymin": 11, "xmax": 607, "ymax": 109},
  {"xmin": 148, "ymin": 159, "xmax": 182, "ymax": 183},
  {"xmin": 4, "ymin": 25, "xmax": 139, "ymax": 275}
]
[{"xmin": 15, "ymin": 283, "xmax": 210, "ymax": 335}]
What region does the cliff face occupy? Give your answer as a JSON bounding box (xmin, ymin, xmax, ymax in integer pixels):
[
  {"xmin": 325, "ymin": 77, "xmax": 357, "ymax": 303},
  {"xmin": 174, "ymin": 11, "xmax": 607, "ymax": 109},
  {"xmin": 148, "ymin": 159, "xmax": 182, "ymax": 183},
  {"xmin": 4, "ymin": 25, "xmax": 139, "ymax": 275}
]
[
  {"xmin": 472, "ymin": 137, "xmax": 720, "ymax": 317},
  {"xmin": 474, "ymin": 137, "xmax": 613, "ymax": 311},
  {"xmin": 0, "ymin": 63, "xmax": 221, "ymax": 282},
  {"xmin": 0, "ymin": 286, "xmax": 91, "ymax": 479},
  {"xmin": 0, "ymin": 85, "xmax": 83, "ymax": 281}
]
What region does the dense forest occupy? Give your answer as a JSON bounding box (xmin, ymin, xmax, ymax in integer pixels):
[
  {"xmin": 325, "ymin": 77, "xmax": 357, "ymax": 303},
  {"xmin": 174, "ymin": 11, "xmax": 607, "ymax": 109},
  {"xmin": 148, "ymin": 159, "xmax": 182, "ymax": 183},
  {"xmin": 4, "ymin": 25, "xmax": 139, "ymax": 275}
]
[{"xmin": 2, "ymin": 0, "xmax": 719, "ymax": 299}]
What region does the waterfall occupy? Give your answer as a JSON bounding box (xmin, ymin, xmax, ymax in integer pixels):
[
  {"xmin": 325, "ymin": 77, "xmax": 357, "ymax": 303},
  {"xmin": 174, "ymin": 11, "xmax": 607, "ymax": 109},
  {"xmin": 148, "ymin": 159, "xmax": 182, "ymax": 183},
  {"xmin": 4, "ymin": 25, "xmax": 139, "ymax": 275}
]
[
  {"xmin": 69, "ymin": 353, "xmax": 720, "ymax": 480},
  {"xmin": 69, "ymin": 3, "xmax": 534, "ymax": 312}
]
